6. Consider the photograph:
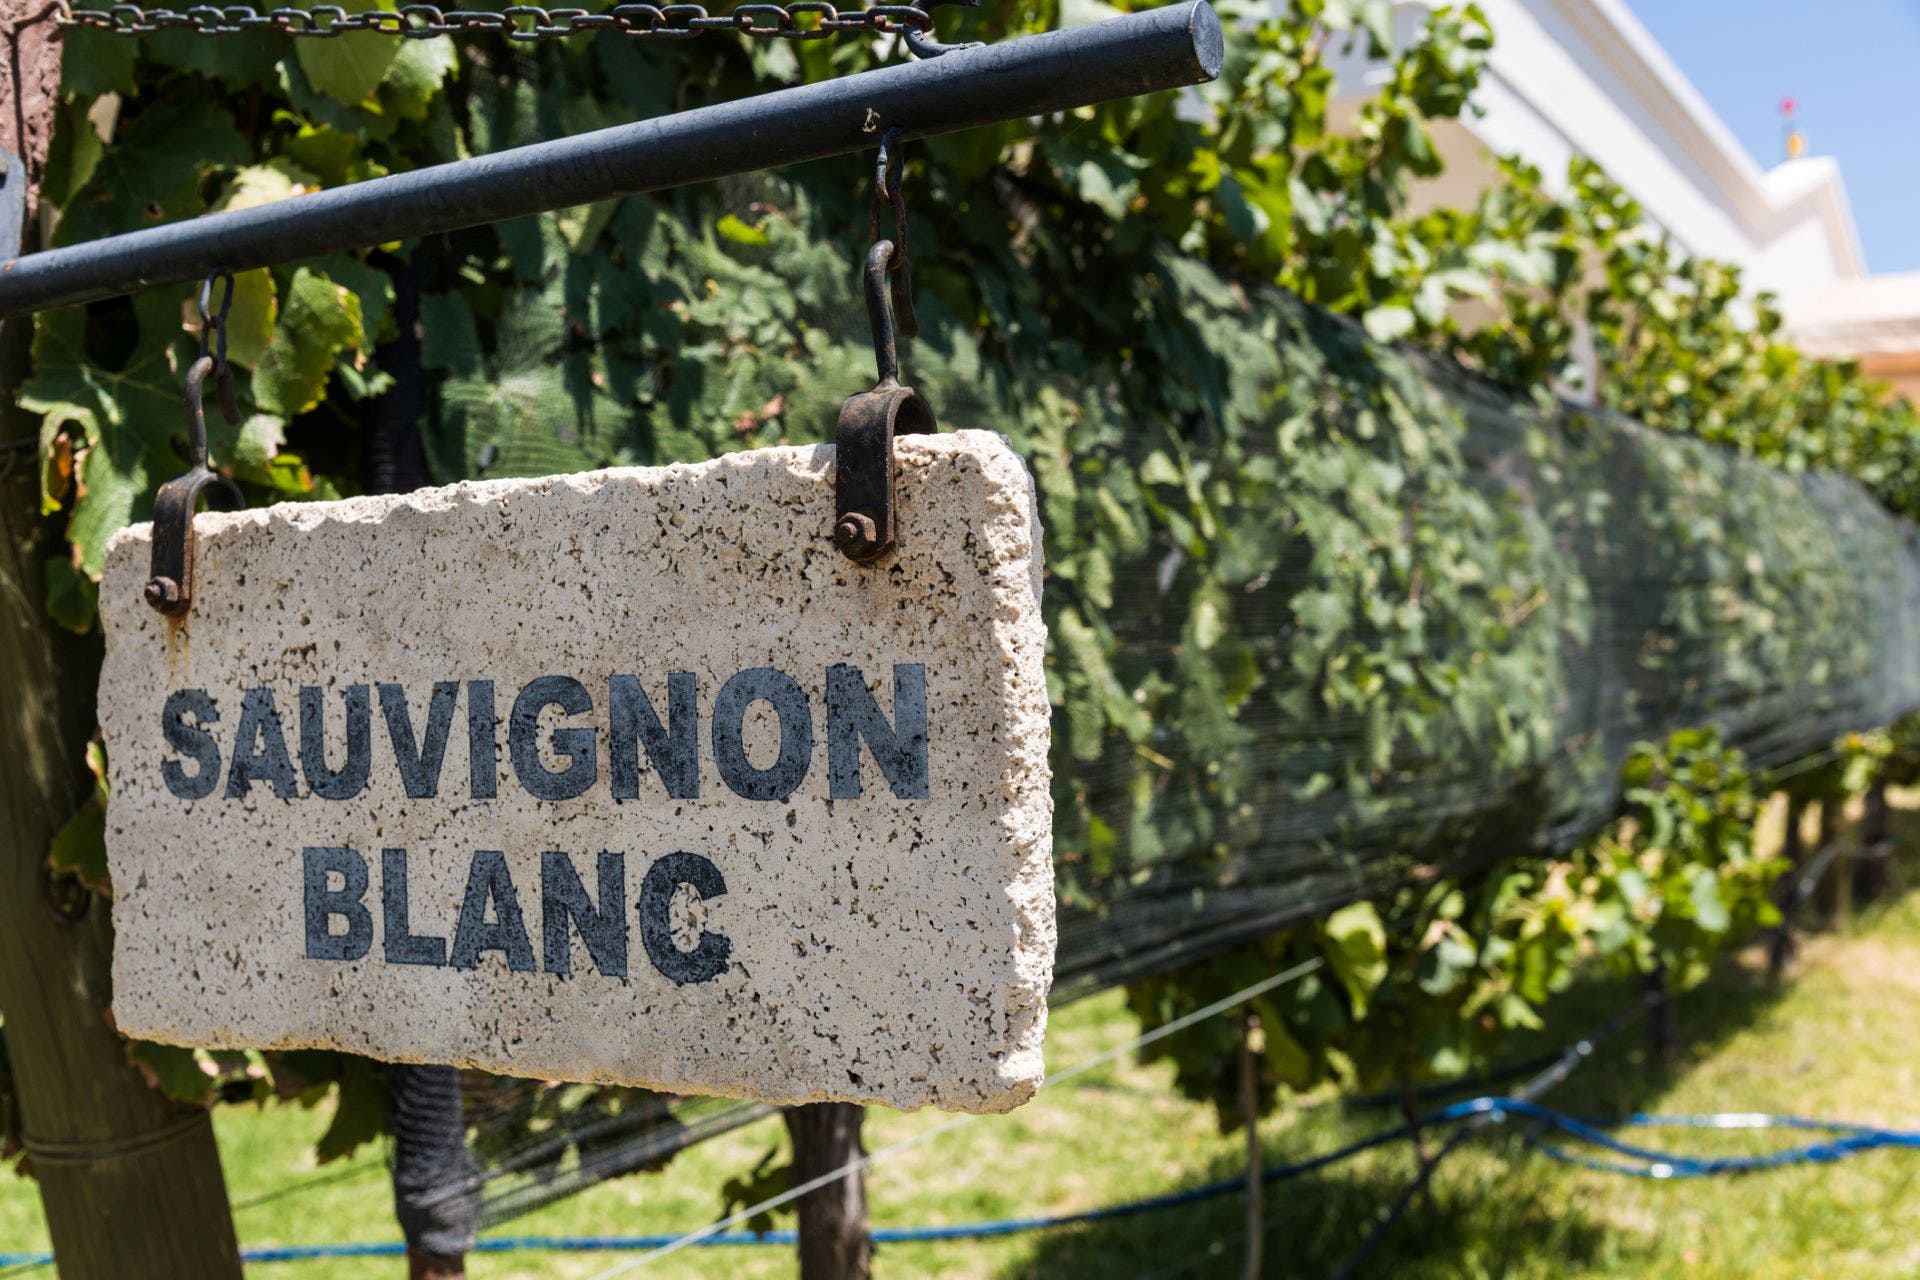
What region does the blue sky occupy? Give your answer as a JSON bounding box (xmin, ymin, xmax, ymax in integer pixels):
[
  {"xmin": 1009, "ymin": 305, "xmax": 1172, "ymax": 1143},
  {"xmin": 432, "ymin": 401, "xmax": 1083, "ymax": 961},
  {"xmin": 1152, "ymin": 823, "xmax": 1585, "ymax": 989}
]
[{"xmin": 1624, "ymin": 0, "xmax": 1920, "ymax": 274}]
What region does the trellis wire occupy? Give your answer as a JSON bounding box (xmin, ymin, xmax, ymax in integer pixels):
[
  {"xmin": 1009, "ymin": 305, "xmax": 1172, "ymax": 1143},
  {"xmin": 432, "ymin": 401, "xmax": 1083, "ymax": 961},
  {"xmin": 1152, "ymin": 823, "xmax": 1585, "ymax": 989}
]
[
  {"xmin": 8, "ymin": 1092, "xmax": 1919, "ymax": 1270},
  {"xmin": 577, "ymin": 957, "xmax": 1327, "ymax": 1278}
]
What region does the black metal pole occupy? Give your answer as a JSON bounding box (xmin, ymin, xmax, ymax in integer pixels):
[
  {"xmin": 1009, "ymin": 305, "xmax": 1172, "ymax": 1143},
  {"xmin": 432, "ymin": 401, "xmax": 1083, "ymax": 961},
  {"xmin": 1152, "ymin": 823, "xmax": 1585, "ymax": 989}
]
[{"xmin": 0, "ymin": 1, "xmax": 1222, "ymax": 318}]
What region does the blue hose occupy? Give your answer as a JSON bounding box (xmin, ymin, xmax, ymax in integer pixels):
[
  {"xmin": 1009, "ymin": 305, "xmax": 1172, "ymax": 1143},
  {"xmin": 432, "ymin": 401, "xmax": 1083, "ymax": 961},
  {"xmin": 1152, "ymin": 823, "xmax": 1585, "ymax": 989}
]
[
  {"xmin": 1459, "ymin": 1099, "xmax": 1920, "ymax": 1178},
  {"xmin": 3, "ymin": 1102, "xmax": 1916, "ymax": 1269}
]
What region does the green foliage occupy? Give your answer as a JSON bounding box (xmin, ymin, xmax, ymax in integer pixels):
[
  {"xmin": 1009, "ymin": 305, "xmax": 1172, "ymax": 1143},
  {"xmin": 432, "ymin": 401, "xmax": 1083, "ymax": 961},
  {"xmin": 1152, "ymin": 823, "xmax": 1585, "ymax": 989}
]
[
  {"xmin": 296, "ymin": 3, "xmax": 403, "ymax": 106},
  {"xmin": 41, "ymin": 554, "xmax": 97, "ymax": 634},
  {"xmin": 463, "ymin": 1078, "xmax": 692, "ymax": 1196},
  {"xmin": 251, "ymin": 268, "xmax": 366, "ymax": 417},
  {"xmin": 1574, "ymin": 729, "xmax": 1781, "ymax": 990},
  {"xmin": 311, "ymin": 1056, "xmax": 391, "ymax": 1163},
  {"xmin": 46, "ymin": 741, "xmax": 111, "ymax": 898},
  {"xmin": 1878, "ymin": 715, "xmax": 1920, "ymax": 789},
  {"xmin": 1418, "ymin": 156, "xmax": 1920, "ymax": 519},
  {"xmin": 718, "ymin": 1143, "xmax": 793, "ymax": 1236},
  {"xmin": 1131, "ymin": 729, "xmax": 1782, "ymax": 1112},
  {"xmin": 126, "ymin": 1042, "xmax": 268, "ymax": 1107}
]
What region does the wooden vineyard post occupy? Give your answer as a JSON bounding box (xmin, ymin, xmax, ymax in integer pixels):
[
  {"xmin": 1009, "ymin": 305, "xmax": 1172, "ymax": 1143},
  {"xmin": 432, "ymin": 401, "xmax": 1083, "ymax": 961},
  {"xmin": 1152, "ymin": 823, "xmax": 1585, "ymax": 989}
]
[
  {"xmin": 1240, "ymin": 1012, "xmax": 1263, "ymax": 1280},
  {"xmin": 784, "ymin": 1103, "xmax": 873, "ymax": 1280},
  {"xmin": 0, "ymin": 11, "xmax": 243, "ymax": 1273},
  {"xmin": 1856, "ymin": 778, "xmax": 1892, "ymax": 903},
  {"xmin": 1767, "ymin": 794, "xmax": 1809, "ymax": 980},
  {"xmin": 1643, "ymin": 962, "xmax": 1675, "ymax": 1064}
]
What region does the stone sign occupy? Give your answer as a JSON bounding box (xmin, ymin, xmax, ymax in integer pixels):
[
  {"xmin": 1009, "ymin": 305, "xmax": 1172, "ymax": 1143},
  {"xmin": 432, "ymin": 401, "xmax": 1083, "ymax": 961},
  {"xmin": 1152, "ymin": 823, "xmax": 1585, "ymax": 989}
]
[{"xmin": 98, "ymin": 431, "xmax": 1054, "ymax": 1114}]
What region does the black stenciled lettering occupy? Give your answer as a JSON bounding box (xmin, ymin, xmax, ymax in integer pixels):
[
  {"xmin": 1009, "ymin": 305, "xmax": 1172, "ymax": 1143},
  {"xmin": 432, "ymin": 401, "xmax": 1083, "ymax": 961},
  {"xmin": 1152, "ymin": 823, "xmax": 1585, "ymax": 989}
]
[
  {"xmin": 304, "ymin": 846, "xmax": 371, "ymax": 961},
  {"xmin": 299, "ymin": 684, "xmax": 371, "ymax": 800},
  {"xmin": 827, "ymin": 663, "xmax": 930, "ymax": 800},
  {"xmin": 509, "ymin": 676, "xmax": 597, "ymax": 801},
  {"xmin": 711, "ymin": 668, "xmax": 812, "ymax": 801},
  {"xmin": 379, "ymin": 682, "xmax": 460, "ymax": 798},
  {"xmin": 382, "ymin": 848, "xmax": 447, "ymax": 967},
  {"xmin": 541, "ymin": 851, "xmax": 628, "ymax": 977},
  {"xmin": 226, "ymin": 687, "xmax": 298, "ymax": 800},
  {"xmin": 161, "ymin": 688, "xmax": 222, "ymax": 800},
  {"xmin": 609, "ymin": 673, "xmax": 699, "ymax": 801},
  {"xmin": 638, "ymin": 851, "xmax": 732, "ymax": 985},
  {"xmin": 450, "ymin": 850, "xmax": 536, "ymax": 971},
  {"xmin": 468, "ymin": 679, "xmax": 499, "ymax": 800}
]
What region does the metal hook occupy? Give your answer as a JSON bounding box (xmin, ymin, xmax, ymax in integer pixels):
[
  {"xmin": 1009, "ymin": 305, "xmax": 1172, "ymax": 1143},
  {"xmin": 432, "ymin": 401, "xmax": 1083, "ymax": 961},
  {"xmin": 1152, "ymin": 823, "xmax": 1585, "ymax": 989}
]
[
  {"xmin": 868, "ymin": 128, "xmax": 917, "ymax": 341},
  {"xmin": 145, "ymin": 273, "xmax": 247, "ymax": 616},
  {"xmin": 833, "ymin": 240, "xmax": 936, "ymax": 563},
  {"xmin": 864, "ymin": 238, "xmax": 902, "ymax": 387},
  {"xmin": 903, "ymin": 0, "xmax": 983, "ymax": 59}
]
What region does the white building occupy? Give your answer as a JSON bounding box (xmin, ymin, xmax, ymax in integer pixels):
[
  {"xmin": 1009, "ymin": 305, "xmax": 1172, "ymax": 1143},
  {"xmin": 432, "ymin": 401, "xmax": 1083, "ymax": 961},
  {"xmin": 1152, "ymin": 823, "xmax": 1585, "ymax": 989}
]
[{"xmin": 1331, "ymin": 0, "xmax": 1920, "ymax": 401}]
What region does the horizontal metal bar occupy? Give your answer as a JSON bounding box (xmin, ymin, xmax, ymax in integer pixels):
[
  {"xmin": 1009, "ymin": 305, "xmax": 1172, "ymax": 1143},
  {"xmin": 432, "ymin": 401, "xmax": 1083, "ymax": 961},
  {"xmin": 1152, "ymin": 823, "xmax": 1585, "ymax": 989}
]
[{"xmin": 0, "ymin": 1, "xmax": 1222, "ymax": 318}]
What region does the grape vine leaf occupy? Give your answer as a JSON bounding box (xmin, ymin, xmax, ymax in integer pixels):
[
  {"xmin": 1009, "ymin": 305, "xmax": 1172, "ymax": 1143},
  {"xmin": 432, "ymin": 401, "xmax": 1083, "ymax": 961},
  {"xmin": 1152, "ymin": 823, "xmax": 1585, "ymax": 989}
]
[
  {"xmin": 252, "ymin": 269, "xmax": 365, "ymax": 417},
  {"xmin": 21, "ymin": 291, "xmax": 193, "ymax": 576},
  {"xmin": 53, "ymin": 98, "xmax": 248, "ymax": 245},
  {"xmin": 296, "ymin": 0, "xmax": 401, "ymax": 107}
]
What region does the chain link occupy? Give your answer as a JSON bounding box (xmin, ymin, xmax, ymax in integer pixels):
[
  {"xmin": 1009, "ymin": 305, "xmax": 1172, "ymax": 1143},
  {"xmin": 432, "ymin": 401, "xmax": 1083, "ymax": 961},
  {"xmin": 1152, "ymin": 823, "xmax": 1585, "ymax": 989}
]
[
  {"xmin": 197, "ymin": 267, "xmax": 235, "ymax": 365},
  {"xmin": 193, "ymin": 267, "xmax": 243, "ymax": 432},
  {"xmin": 60, "ymin": 1, "xmax": 931, "ymax": 40}
]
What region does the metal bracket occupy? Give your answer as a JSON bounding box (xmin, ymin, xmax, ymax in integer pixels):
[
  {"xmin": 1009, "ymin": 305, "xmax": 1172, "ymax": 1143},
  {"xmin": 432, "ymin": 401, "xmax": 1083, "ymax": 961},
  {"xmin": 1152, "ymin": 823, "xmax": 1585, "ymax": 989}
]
[
  {"xmin": 834, "ymin": 240, "xmax": 935, "ymax": 562},
  {"xmin": 145, "ymin": 338, "xmax": 244, "ymax": 615},
  {"xmin": 145, "ymin": 355, "xmax": 244, "ymax": 614},
  {"xmin": 834, "ymin": 381, "xmax": 936, "ymax": 562}
]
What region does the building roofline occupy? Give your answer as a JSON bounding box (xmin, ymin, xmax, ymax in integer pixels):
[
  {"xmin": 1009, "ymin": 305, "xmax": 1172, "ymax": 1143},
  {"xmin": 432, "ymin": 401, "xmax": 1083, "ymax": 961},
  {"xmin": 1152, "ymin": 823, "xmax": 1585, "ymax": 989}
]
[
  {"xmin": 1347, "ymin": 0, "xmax": 1870, "ymax": 280},
  {"xmin": 1559, "ymin": 0, "xmax": 1865, "ymax": 277}
]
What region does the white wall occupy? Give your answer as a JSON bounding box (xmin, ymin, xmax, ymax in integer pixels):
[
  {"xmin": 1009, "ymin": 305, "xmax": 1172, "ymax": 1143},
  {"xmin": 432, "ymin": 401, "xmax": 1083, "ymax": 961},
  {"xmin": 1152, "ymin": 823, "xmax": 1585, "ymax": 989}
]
[{"xmin": 1322, "ymin": 0, "xmax": 1866, "ymax": 311}]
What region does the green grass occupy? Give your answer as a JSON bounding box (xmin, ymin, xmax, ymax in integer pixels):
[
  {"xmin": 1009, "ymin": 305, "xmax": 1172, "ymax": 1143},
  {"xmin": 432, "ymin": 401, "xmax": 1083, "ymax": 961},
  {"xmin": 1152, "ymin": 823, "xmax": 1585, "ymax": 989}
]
[{"xmin": 8, "ymin": 800, "xmax": 1920, "ymax": 1278}]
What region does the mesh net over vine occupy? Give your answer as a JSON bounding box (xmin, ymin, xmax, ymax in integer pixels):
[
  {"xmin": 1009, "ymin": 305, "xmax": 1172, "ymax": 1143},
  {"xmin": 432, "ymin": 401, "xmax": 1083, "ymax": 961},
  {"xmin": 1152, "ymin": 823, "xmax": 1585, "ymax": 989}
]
[
  {"xmin": 1041, "ymin": 296, "xmax": 1920, "ymax": 1001},
  {"xmin": 391, "ymin": 233, "xmax": 1920, "ymax": 1225}
]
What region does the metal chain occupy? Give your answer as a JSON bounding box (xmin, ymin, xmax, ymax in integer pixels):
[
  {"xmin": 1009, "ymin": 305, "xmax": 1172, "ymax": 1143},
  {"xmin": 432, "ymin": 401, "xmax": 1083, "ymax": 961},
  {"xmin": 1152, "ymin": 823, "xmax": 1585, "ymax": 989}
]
[
  {"xmin": 193, "ymin": 267, "xmax": 241, "ymax": 433},
  {"xmin": 196, "ymin": 266, "xmax": 234, "ymax": 364},
  {"xmin": 59, "ymin": 1, "xmax": 933, "ymax": 41}
]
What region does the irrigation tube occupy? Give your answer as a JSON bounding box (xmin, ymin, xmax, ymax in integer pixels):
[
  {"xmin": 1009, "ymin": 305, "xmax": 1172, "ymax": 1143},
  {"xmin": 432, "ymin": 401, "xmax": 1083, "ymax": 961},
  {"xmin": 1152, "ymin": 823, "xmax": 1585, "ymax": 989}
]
[{"xmin": 0, "ymin": 0, "xmax": 1223, "ymax": 318}]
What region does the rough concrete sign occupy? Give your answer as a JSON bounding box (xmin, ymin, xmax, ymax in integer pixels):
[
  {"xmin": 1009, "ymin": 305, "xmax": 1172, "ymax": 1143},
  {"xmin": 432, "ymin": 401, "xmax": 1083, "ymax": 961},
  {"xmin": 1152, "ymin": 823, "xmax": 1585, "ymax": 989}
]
[{"xmin": 98, "ymin": 432, "xmax": 1054, "ymax": 1114}]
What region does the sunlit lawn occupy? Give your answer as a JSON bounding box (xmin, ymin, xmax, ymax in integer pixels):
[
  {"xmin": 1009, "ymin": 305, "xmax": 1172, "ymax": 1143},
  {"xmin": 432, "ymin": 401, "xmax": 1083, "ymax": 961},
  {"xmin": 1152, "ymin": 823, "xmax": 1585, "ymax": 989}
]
[{"xmin": 6, "ymin": 797, "xmax": 1920, "ymax": 1278}]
